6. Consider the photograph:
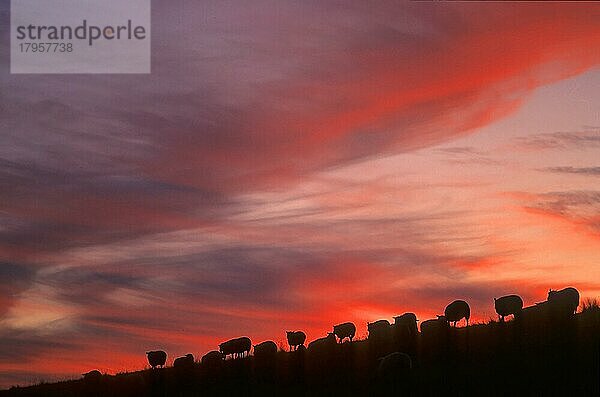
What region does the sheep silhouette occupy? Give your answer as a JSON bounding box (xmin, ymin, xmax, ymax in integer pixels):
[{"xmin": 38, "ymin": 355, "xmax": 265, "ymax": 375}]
[
  {"xmin": 495, "ymin": 295, "xmax": 523, "ymax": 322},
  {"xmin": 219, "ymin": 336, "xmax": 252, "ymax": 359},
  {"xmin": 444, "ymin": 300, "xmax": 470, "ymax": 326},
  {"xmin": 306, "ymin": 332, "xmax": 337, "ymax": 385},
  {"xmin": 368, "ymin": 319, "xmax": 392, "ymax": 340},
  {"xmin": 519, "ymin": 301, "xmax": 551, "ymax": 325},
  {"xmin": 253, "ymin": 341, "xmax": 278, "ymax": 381},
  {"xmin": 200, "ymin": 351, "xmax": 224, "ymax": 383},
  {"xmin": 420, "ymin": 315, "xmax": 450, "ymax": 363},
  {"xmin": 420, "ymin": 315, "xmax": 448, "ymax": 334},
  {"xmin": 333, "ymin": 322, "xmax": 356, "ymax": 343},
  {"xmin": 548, "ymin": 287, "xmax": 579, "ymax": 316},
  {"xmin": 393, "ymin": 313, "xmax": 418, "ymax": 337},
  {"xmin": 146, "ymin": 350, "xmax": 167, "ymax": 369},
  {"xmin": 392, "ymin": 313, "xmax": 419, "ymax": 358},
  {"xmin": 286, "ymin": 331, "xmax": 306, "ymax": 351},
  {"xmin": 201, "ymin": 350, "xmax": 224, "ymax": 366},
  {"xmin": 253, "ymin": 340, "xmax": 277, "ymax": 358},
  {"xmin": 307, "ymin": 332, "xmax": 337, "ymax": 352},
  {"xmin": 368, "ymin": 319, "xmax": 393, "ymax": 357},
  {"xmin": 173, "ymin": 353, "xmax": 194, "ymax": 368}
]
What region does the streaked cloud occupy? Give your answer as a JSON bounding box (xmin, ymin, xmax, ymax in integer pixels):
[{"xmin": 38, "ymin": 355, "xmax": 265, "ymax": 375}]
[
  {"xmin": 540, "ymin": 166, "xmax": 600, "ymax": 176},
  {"xmin": 515, "ymin": 129, "xmax": 600, "ymax": 151},
  {"xmin": 525, "ymin": 191, "xmax": 600, "ymax": 236}
]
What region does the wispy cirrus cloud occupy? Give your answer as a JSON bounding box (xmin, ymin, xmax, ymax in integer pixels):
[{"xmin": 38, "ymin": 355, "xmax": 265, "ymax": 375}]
[
  {"xmin": 0, "ymin": 262, "xmax": 37, "ymax": 318},
  {"xmin": 515, "ymin": 129, "xmax": 600, "ymax": 151},
  {"xmin": 540, "ymin": 166, "xmax": 600, "ymax": 176},
  {"xmin": 432, "ymin": 146, "xmax": 501, "ymax": 166},
  {"xmin": 2, "ymin": 1, "xmax": 599, "ymax": 263},
  {"xmin": 523, "ymin": 191, "xmax": 600, "ymax": 237}
]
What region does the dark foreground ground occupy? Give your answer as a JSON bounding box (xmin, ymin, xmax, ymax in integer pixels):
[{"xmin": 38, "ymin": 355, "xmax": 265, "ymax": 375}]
[{"xmin": 2, "ymin": 307, "xmax": 599, "ymax": 396}]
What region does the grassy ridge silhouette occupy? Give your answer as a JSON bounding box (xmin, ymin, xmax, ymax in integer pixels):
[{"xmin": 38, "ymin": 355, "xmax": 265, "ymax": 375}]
[{"xmin": 1, "ymin": 296, "xmax": 599, "ymax": 396}]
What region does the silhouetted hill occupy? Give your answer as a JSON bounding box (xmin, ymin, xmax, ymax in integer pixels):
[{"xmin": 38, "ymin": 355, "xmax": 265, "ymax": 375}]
[{"xmin": 1, "ymin": 307, "xmax": 599, "ymax": 396}]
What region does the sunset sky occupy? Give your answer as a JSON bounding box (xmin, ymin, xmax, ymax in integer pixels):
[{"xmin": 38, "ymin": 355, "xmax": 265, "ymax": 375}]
[{"xmin": 1, "ymin": 1, "xmax": 600, "ymax": 388}]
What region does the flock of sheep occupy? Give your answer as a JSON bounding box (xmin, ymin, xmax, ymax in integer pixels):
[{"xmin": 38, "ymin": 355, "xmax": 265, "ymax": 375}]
[{"xmin": 96, "ymin": 287, "xmax": 579, "ymax": 382}]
